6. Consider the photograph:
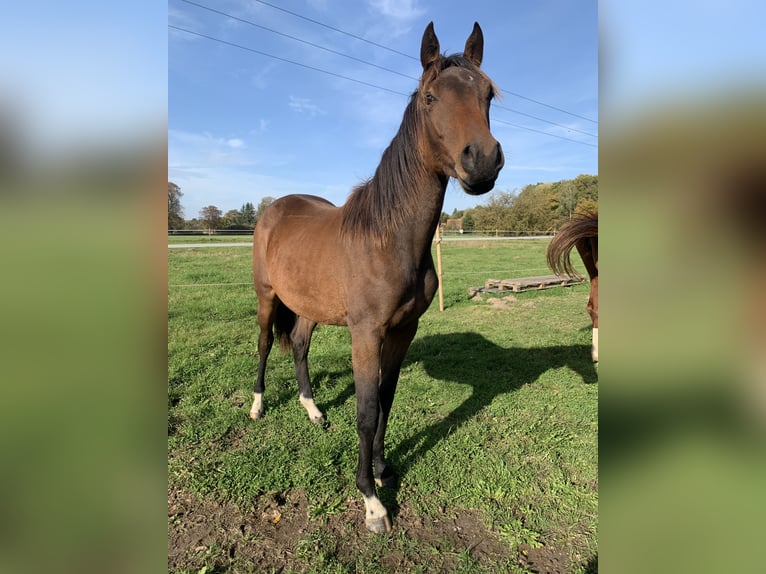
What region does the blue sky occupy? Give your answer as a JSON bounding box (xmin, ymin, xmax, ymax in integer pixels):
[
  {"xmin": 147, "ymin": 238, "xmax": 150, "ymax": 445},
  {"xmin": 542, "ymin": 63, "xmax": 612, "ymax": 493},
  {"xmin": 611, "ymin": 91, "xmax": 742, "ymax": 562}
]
[{"xmin": 169, "ymin": 0, "xmax": 598, "ymax": 219}]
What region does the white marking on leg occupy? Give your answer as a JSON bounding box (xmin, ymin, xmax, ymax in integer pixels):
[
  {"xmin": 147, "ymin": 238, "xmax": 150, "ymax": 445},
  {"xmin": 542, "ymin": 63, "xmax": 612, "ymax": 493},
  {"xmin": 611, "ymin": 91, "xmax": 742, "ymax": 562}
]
[
  {"xmin": 592, "ymin": 327, "xmax": 598, "ymax": 363},
  {"xmin": 363, "ymin": 494, "xmax": 391, "ymax": 533},
  {"xmin": 249, "ymin": 392, "xmax": 264, "ymax": 420},
  {"xmin": 299, "ymin": 394, "xmax": 325, "ymax": 424}
]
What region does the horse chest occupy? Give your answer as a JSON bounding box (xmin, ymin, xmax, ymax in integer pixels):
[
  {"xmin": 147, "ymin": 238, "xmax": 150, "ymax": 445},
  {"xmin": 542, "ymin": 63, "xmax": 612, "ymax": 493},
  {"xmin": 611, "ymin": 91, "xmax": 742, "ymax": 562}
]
[{"xmin": 388, "ymin": 266, "xmax": 438, "ymax": 326}]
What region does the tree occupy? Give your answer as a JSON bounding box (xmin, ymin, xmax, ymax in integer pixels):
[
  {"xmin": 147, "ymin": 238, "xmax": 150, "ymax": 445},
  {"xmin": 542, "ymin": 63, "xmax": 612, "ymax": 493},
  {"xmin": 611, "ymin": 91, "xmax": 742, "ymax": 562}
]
[
  {"xmin": 471, "ymin": 190, "xmax": 515, "ymax": 232},
  {"xmin": 461, "ymin": 212, "xmax": 475, "ymax": 231},
  {"xmin": 239, "ymin": 202, "xmax": 256, "ymax": 227},
  {"xmin": 254, "ymin": 196, "xmax": 275, "ymax": 225},
  {"xmin": 199, "ymin": 205, "xmax": 222, "ymax": 235},
  {"xmin": 222, "ymin": 209, "xmax": 242, "ymax": 228},
  {"xmin": 557, "ymin": 184, "xmax": 578, "ymax": 220},
  {"xmin": 168, "ymin": 182, "xmax": 184, "ymax": 230},
  {"xmin": 508, "ymin": 183, "xmax": 556, "ymax": 233}
]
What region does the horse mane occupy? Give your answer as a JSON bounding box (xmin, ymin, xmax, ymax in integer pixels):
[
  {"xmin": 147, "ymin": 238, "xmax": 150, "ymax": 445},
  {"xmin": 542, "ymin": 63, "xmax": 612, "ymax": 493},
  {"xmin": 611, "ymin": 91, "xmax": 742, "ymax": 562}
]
[
  {"xmin": 340, "ymin": 54, "xmax": 493, "ymax": 247},
  {"xmin": 547, "ymin": 212, "xmax": 598, "ymax": 278}
]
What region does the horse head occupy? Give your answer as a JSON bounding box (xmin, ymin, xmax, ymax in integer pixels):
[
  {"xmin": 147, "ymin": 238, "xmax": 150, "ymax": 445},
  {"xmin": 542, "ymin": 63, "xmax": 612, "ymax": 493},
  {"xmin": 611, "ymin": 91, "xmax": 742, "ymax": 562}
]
[{"xmin": 418, "ymin": 22, "xmax": 505, "ymax": 195}]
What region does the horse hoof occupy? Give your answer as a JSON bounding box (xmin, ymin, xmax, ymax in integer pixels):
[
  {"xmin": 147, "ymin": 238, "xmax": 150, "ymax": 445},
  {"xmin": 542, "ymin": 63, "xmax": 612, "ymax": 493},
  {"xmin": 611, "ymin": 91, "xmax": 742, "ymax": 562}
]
[
  {"xmin": 365, "ymin": 514, "xmax": 392, "ymax": 534},
  {"xmin": 310, "ymin": 414, "xmax": 326, "ymax": 425},
  {"xmin": 374, "ymin": 469, "xmax": 397, "ymax": 488},
  {"xmin": 249, "ymin": 409, "xmax": 264, "ymax": 420}
]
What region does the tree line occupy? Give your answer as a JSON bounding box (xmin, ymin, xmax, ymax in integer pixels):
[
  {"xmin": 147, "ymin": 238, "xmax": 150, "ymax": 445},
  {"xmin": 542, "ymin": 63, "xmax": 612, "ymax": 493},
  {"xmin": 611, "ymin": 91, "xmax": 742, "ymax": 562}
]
[
  {"xmin": 168, "ymin": 182, "xmax": 275, "ymax": 232},
  {"xmin": 440, "ymin": 174, "xmax": 597, "ymax": 234},
  {"xmin": 168, "ymin": 174, "xmax": 597, "ymax": 234}
]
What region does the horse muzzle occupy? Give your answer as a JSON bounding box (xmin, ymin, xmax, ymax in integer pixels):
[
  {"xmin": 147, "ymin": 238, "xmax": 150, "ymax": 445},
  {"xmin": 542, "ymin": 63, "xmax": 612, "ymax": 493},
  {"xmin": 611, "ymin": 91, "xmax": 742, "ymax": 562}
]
[{"xmin": 456, "ymin": 141, "xmax": 504, "ymax": 195}]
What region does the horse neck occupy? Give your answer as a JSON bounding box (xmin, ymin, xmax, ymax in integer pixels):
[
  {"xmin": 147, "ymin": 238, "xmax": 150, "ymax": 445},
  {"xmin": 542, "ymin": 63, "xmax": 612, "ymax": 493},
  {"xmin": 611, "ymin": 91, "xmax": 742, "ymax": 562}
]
[
  {"xmin": 376, "ymin": 138, "xmax": 449, "ymax": 256},
  {"xmin": 363, "ymin": 101, "xmax": 449, "ymax": 256}
]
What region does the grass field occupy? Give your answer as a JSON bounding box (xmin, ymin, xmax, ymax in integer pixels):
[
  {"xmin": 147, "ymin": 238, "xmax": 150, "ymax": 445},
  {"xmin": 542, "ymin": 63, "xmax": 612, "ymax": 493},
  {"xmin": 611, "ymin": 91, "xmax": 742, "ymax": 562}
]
[
  {"xmin": 168, "ymin": 234, "xmax": 253, "ymax": 243},
  {"xmin": 168, "ymin": 239, "xmax": 597, "ymax": 573}
]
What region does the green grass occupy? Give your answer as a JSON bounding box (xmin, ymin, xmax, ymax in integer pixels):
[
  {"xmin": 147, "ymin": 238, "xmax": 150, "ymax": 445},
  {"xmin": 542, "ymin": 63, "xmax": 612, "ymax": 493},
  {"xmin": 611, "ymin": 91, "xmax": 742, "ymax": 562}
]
[
  {"xmin": 168, "ymin": 239, "xmax": 597, "ymax": 572},
  {"xmin": 168, "ymin": 234, "xmax": 253, "ymax": 243}
]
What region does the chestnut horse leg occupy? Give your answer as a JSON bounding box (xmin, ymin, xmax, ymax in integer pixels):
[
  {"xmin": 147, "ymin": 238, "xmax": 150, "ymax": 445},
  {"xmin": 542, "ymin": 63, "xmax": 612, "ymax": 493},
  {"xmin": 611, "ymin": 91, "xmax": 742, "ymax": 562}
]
[
  {"xmin": 587, "ymin": 275, "xmax": 598, "ymax": 363},
  {"xmin": 250, "ymin": 290, "xmax": 278, "ymax": 420},
  {"xmin": 290, "ymin": 316, "xmax": 325, "ymax": 424}
]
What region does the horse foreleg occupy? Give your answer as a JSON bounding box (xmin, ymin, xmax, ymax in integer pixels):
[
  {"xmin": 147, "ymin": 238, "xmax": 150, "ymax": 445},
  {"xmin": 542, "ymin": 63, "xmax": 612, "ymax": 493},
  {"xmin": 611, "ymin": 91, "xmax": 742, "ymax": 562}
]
[
  {"xmin": 291, "ymin": 317, "xmax": 324, "ymax": 423},
  {"xmin": 350, "ymin": 327, "xmax": 391, "ymax": 533},
  {"xmin": 374, "ymin": 320, "xmax": 418, "ymax": 488}
]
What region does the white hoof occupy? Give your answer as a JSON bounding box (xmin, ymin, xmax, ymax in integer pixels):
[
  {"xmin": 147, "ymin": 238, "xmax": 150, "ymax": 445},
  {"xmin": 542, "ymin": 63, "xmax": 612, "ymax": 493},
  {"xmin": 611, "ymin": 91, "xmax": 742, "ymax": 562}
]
[
  {"xmin": 249, "ymin": 392, "xmax": 264, "ymax": 420},
  {"xmin": 363, "ymin": 495, "xmax": 391, "ymax": 533},
  {"xmin": 592, "ymin": 327, "xmax": 598, "ymax": 363},
  {"xmin": 300, "ymin": 394, "xmax": 325, "ymax": 424}
]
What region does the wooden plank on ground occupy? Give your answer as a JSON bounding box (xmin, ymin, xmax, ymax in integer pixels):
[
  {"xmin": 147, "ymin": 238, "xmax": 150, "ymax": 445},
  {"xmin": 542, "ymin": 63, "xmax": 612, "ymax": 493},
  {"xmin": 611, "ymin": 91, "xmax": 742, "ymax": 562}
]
[{"xmin": 471, "ymin": 274, "xmax": 583, "ymax": 296}]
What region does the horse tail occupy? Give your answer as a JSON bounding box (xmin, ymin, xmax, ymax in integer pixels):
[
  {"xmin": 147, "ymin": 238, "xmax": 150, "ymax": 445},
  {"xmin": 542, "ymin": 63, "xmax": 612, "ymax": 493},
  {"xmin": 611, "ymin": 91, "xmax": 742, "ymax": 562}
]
[
  {"xmin": 273, "ymin": 302, "xmax": 296, "ymax": 354},
  {"xmin": 547, "ymin": 212, "xmax": 598, "ymax": 278}
]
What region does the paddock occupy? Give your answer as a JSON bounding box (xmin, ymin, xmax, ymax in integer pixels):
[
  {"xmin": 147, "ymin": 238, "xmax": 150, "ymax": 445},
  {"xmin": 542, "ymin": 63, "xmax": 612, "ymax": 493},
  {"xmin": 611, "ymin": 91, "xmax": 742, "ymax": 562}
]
[{"xmin": 168, "ymin": 237, "xmax": 597, "ymax": 572}]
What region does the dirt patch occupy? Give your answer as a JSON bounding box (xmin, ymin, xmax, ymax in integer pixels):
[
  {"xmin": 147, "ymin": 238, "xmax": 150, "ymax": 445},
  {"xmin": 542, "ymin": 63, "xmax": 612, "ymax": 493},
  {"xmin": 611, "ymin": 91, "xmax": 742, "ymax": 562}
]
[
  {"xmin": 486, "ymin": 295, "xmax": 518, "ymax": 309},
  {"xmin": 168, "ymin": 486, "xmax": 516, "ymax": 573},
  {"xmin": 518, "ymin": 543, "xmax": 571, "ymax": 573}
]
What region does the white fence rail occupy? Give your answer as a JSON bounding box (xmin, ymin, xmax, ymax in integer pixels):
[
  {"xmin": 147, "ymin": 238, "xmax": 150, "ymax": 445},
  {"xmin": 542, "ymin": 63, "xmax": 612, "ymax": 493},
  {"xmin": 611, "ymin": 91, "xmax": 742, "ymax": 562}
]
[{"xmin": 169, "ymin": 229, "xmax": 556, "ymax": 238}]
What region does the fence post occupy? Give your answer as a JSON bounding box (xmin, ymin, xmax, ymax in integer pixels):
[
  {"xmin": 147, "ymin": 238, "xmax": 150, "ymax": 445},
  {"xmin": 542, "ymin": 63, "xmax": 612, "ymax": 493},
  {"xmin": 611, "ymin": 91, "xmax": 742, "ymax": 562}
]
[{"xmin": 435, "ymin": 225, "xmax": 444, "ymax": 312}]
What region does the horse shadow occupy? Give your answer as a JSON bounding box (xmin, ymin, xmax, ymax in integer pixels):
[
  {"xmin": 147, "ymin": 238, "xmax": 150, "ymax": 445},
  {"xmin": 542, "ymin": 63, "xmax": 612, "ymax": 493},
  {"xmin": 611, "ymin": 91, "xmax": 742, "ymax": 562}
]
[{"xmin": 383, "ymin": 332, "xmax": 597, "ymax": 495}]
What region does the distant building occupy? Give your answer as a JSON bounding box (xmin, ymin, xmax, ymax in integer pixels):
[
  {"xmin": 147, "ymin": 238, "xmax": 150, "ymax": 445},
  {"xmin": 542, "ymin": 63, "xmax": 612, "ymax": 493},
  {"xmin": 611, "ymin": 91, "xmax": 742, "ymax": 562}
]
[{"xmin": 444, "ymin": 217, "xmax": 463, "ymax": 231}]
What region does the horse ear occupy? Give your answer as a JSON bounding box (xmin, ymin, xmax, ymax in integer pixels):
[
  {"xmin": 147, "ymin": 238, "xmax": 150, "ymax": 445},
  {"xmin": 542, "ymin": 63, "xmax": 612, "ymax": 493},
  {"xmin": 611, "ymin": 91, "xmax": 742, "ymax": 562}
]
[
  {"xmin": 464, "ymin": 22, "xmax": 484, "ymax": 67},
  {"xmin": 420, "ymin": 21, "xmax": 440, "ymax": 69}
]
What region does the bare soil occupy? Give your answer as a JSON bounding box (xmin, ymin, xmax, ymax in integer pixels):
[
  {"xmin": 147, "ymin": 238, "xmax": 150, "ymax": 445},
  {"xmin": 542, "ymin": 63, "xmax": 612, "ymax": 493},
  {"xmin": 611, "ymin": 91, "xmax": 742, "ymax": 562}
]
[{"xmin": 168, "ymin": 487, "xmax": 587, "ymax": 573}]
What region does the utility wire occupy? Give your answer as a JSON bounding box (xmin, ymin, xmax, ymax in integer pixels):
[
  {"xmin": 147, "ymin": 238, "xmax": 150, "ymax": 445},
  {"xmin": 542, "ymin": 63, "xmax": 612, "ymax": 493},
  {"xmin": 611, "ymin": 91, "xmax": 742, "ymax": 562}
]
[
  {"xmin": 179, "ymin": 0, "xmax": 415, "ymax": 81},
  {"xmin": 169, "ymin": 25, "xmax": 596, "ymax": 147},
  {"xmin": 245, "ymin": 0, "xmax": 417, "ymax": 60},
  {"xmin": 243, "ymin": 0, "xmax": 597, "ymax": 124},
  {"xmin": 178, "ymin": 0, "xmax": 597, "ymax": 137},
  {"xmin": 499, "ymin": 91, "xmax": 597, "ymax": 124},
  {"xmin": 493, "ymin": 103, "xmax": 596, "ymax": 138},
  {"xmin": 491, "ymin": 117, "xmax": 598, "ymax": 148},
  {"xmin": 169, "ymin": 25, "xmax": 409, "ymax": 96}
]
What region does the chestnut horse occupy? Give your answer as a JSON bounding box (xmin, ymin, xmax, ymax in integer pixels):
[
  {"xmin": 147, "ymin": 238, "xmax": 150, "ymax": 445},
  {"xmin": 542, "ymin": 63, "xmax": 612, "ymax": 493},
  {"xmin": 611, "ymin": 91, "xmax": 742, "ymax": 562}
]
[
  {"xmin": 547, "ymin": 212, "xmax": 599, "ymax": 362},
  {"xmin": 250, "ymin": 22, "xmax": 503, "ymax": 533}
]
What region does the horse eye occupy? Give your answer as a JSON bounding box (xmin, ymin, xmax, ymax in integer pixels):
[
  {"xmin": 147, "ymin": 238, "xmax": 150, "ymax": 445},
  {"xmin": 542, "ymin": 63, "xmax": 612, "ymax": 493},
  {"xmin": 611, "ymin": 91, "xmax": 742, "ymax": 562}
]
[{"xmin": 425, "ymin": 93, "xmax": 436, "ymax": 104}]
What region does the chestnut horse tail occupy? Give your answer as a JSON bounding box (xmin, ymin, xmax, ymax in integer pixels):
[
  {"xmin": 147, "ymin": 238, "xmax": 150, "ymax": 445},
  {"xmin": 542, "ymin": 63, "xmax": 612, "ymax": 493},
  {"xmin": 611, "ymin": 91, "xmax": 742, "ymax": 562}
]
[
  {"xmin": 274, "ymin": 302, "xmax": 296, "ymax": 354},
  {"xmin": 547, "ymin": 212, "xmax": 598, "ymax": 279}
]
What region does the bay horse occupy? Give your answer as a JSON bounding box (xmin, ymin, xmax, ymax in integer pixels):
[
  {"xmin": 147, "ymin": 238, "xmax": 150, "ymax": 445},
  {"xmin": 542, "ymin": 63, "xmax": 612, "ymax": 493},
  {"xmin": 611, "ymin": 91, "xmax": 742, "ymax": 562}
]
[
  {"xmin": 547, "ymin": 212, "xmax": 599, "ymax": 362},
  {"xmin": 250, "ymin": 22, "xmax": 504, "ymax": 533}
]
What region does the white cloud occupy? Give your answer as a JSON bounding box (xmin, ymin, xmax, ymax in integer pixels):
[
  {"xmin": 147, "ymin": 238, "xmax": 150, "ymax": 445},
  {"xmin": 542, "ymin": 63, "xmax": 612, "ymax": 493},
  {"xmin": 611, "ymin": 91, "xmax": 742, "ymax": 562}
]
[
  {"xmin": 168, "ymin": 129, "xmax": 254, "ymax": 169},
  {"xmin": 288, "ymin": 96, "xmax": 327, "ymax": 117},
  {"xmin": 368, "ymin": 0, "xmax": 424, "ymax": 21}
]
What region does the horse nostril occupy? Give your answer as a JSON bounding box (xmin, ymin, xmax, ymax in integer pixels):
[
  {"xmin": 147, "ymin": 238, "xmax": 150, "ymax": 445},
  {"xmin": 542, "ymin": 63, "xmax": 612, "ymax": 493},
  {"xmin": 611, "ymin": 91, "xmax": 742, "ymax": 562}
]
[
  {"xmin": 461, "ymin": 144, "xmax": 476, "ymax": 171},
  {"xmin": 494, "ymin": 142, "xmax": 504, "ymax": 169}
]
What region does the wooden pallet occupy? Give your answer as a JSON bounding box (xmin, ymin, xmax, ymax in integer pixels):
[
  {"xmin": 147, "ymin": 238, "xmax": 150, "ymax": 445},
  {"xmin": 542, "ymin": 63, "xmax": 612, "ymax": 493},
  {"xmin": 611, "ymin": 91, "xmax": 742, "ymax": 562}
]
[{"xmin": 469, "ymin": 274, "xmax": 583, "ymax": 295}]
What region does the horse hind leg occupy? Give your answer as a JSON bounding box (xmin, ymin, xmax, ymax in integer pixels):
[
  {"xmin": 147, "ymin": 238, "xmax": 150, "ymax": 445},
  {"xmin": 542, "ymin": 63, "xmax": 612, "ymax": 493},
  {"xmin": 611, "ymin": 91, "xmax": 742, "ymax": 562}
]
[
  {"xmin": 588, "ymin": 275, "xmax": 599, "ymax": 363},
  {"xmin": 291, "ymin": 316, "xmax": 325, "ymax": 424},
  {"xmin": 250, "ymin": 292, "xmax": 278, "ymax": 420}
]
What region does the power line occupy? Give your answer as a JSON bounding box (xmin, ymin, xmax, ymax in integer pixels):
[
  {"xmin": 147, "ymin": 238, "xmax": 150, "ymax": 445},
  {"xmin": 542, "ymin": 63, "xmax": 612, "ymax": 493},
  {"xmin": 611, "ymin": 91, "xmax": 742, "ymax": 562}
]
[
  {"xmin": 490, "ymin": 117, "xmax": 598, "ymax": 148},
  {"xmin": 179, "ymin": 0, "xmax": 415, "ymax": 81},
  {"xmin": 247, "ymin": 0, "xmax": 417, "ymax": 61},
  {"xmin": 169, "ymin": 25, "xmax": 410, "ymax": 97},
  {"xmin": 179, "ymin": 0, "xmax": 596, "ymax": 137},
  {"xmin": 169, "ymin": 25, "xmax": 596, "ymax": 148},
  {"xmin": 493, "ymin": 103, "xmax": 597, "ymax": 138},
  {"xmin": 243, "ymin": 0, "xmax": 597, "ymax": 124},
  {"xmin": 500, "ymin": 91, "xmax": 598, "ymax": 124},
  {"xmin": 182, "ymin": 1, "xmax": 596, "ymax": 137}
]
